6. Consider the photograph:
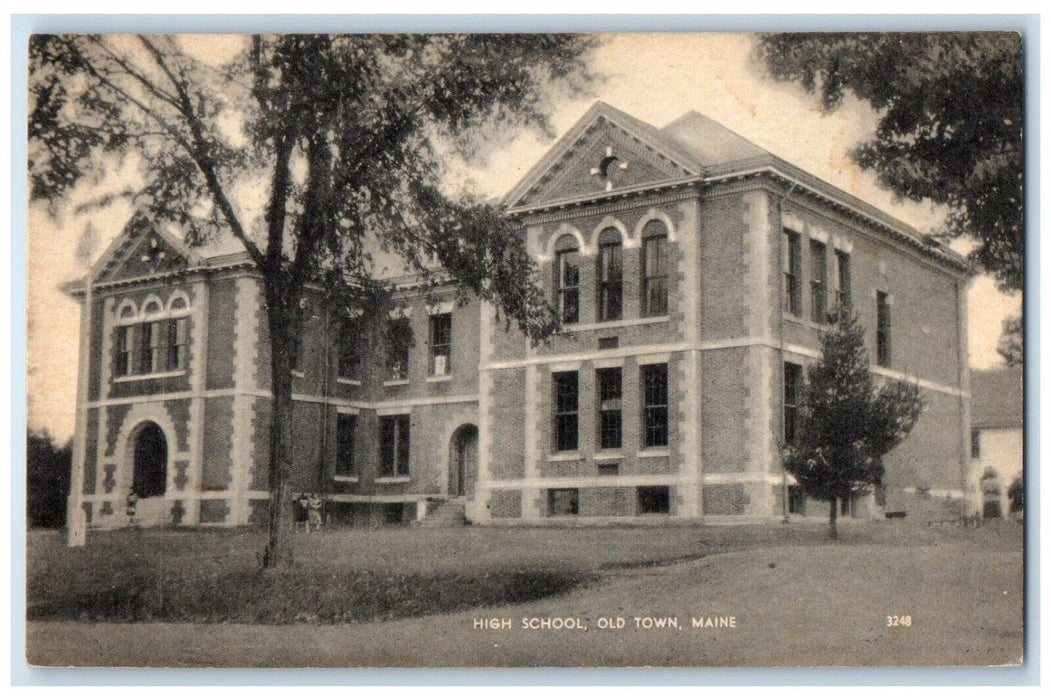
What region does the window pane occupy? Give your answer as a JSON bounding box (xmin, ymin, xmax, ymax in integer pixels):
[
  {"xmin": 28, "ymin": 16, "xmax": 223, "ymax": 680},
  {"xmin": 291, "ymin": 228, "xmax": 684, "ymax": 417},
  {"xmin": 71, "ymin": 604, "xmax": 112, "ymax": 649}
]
[
  {"xmin": 336, "ymin": 414, "xmax": 356, "ymax": 475},
  {"xmin": 642, "ymin": 364, "xmax": 668, "ymax": 447},
  {"xmin": 429, "ymin": 313, "xmax": 452, "ymax": 375},
  {"xmin": 556, "ymin": 249, "xmax": 580, "ymax": 324},
  {"xmin": 810, "ymin": 239, "xmax": 827, "ymax": 323},
  {"xmin": 597, "ymin": 368, "xmax": 622, "ymax": 449},
  {"xmin": 784, "ymin": 362, "xmax": 802, "ymax": 444},
  {"xmin": 380, "ymin": 417, "xmax": 397, "ymax": 475},
  {"xmin": 387, "ymin": 318, "xmax": 411, "ymax": 380},
  {"xmin": 877, "ymin": 291, "xmax": 891, "ymax": 367},
  {"xmin": 642, "ymin": 235, "xmax": 668, "ymax": 317},
  {"xmin": 598, "ymin": 242, "xmax": 623, "ymax": 321},
  {"xmin": 553, "ymin": 371, "xmax": 579, "ymax": 451},
  {"xmin": 548, "ymin": 488, "xmax": 579, "ymax": 516},
  {"xmin": 784, "ymin": 230, "xmax": 802, "ymax": 316},
  {"xmin": 396, "ymin": 416, "xmax": 411, "ymax": 475}
]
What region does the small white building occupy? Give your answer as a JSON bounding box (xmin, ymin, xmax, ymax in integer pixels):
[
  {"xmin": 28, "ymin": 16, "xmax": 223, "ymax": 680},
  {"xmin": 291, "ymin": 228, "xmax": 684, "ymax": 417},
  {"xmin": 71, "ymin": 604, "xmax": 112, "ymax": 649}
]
[{"xmin": 970, "ymin": 367, "xmax": 1023, "ymax": 518}]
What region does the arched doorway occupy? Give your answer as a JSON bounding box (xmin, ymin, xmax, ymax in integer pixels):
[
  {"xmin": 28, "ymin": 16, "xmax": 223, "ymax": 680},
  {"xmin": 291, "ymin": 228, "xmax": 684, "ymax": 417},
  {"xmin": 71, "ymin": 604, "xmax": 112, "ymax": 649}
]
[
  {"xmin": 449, "ymin": 425, "xmax": 478, "ymax": 498},
  {"xmin": 132, "ymin": 422, "xmax": 168, "ymax": 498}
]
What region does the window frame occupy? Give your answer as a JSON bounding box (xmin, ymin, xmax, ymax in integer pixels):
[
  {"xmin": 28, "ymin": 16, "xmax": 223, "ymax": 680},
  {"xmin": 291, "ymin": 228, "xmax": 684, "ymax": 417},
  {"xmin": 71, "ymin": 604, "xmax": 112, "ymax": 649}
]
[
  {"xmin": 876, "ymin": 291, "xmax": 892, "ymax": 367},
  {"xmin": 833, "ymin": 249, "xmax": 851, "ymax": 312},
  {"xmin": 386, "ymin": 317, "xmax": 412, "ymax": 381},
  {"xmin": 554, "ymin": 238, "xmax": 581, "ymax": 325},
  {"xmin": 379, "ymin": 414, "xmax": 411, "ymax": 476},
  {"xmin": 553, "ymin": 371, "xmax": 579, "ymax": 452},
  {"xmin": 429, "ymin": 312, "xmax": 452, "ymax": 376},
  {"xmin": 641, "ymin": 225, "xmax": 668, "ymax": 317},
  {"xmin": 596, "ymin": 367, "xmax": 623, "ymax": 450},
  {"xmin": 641, "ymin": 363, "xmax": 669, "ymax": 448},
  {"xmin": 548, "ymin": 488, "xmax": 579, "ymax": 516},
  {"xmin": 784, "ymin": 362, "xmax": 803, "ymax": 445},
  {"xmin": 783, "ymin": 229, "xmax": 802, "ymax": 317},
  {"xmin": 597, "ymin": 230, "xmax": 623, "ymax": 322},
  {"xmin": 336, "ymin": 413, "xmax": 357, "ymax": 476},
  {"xmin": 810, "ymin": 238, "xmax": 828, "ymax": 323}
]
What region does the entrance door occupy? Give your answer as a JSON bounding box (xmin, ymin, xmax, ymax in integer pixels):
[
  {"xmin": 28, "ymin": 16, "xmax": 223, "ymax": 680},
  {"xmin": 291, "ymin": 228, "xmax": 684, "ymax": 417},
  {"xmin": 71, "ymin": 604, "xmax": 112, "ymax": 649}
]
[
  {"xmin": 452, "ymin": 425, "xmax": 478, "ymax": 497},
  {"xmin": 132, "ymin": 422, "xmax": 168, "ymax": 498}
]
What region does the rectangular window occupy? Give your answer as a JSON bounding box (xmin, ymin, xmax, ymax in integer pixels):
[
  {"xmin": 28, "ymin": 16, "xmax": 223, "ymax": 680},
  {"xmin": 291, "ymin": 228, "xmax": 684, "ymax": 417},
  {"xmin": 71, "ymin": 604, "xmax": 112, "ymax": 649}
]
[
  {"xmin": 140, "ymin": 321, "xmax": 161, "ymax": 374},
  {"xmin": 379, "ymin": 415, "xmax": 410, "ymax": 476},
  {"xmin": 336, "ymin": 414, "xmax": 356, "ymax": 476},
  {"xmin": 642, "ymin": 235, "xmax": 668, "ymax": 316},
  {"xmin": 971, "ymin": 428, "xmax": 981, "ymax": 459},
  {"xmin": 598, "ymin": 242, "xmax": 623, "ymax": 321},
  {"xmin": 784, "ymin": 362, "xmax": 803, "ymax": 444},
  {"xmin": 810, "ymin": 239, "xmax": 827, "ymax": 323},
  {"xmin": 386, "ymin": 318, "xmax": 411, "ymax": 380},
  {"xmin": 877, "ymin": 291, "xmax": 892, "ymax": 367},
  {"xmin": 833, "ymin": 249, "xmax": 851, "ymax": 311},
  {"xmin": 641, "ymin": 364, "xmax": 669, "ymax": 448},
  {"xmin": 548, "ymin": 488, "xmax": 579, "ymax": 516},
  {"xmin": 596, "ymin": 367, "xmax": 622, "ymax": 450},
  {"xmin": 553, "ymin": 371, "xmax": 579, "ymax": 452},
  {"xmin": 555, "ymin": 249, "xmax": 580, "ymax": 324},
  {"xmin": 116, "ymin": 326, "xmax": 132, "ymax": 377},
  {"xmin": 166, "ymin": 317, "xmax": 188, "ymax": 370},
  {"xmin": 337, "ymin": 336, "xmax": 360, "ymax": 379},
  {"xmin": 788, "ymin": 485, "xmax": 806, "ymax": 515},
  {"xmin": 288, "ymin": 335, "xmax": 302, "ymax": 373},
  {"xmin": 783, "ymin": 229, "xmax": 802, "ymax": 316},
  {"xmin": 637, "ymin": 486, "xmax": 670, "ymax": 515},
  {"xmin": 429, "ymin": 313, "xmax": 452, "ymax": 376}
]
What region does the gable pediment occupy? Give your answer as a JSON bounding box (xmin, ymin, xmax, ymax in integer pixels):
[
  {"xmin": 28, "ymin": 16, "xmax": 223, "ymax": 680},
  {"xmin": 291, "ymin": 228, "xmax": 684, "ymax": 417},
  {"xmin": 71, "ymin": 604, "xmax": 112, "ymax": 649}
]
[
  {"xmin": 94, "ymin": 214, "xmax": 195, "ymax": 283},
  {"xmin": 505, "ymin": 104, "xmax": 703, "ymax": 211}
]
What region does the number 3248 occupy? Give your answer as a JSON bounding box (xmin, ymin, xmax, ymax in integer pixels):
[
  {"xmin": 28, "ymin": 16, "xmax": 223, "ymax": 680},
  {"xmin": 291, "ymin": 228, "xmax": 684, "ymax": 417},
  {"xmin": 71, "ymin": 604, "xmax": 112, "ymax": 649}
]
[{"xmin": 886, "ymin": 615, "xmax": 912, "ymax": 627}]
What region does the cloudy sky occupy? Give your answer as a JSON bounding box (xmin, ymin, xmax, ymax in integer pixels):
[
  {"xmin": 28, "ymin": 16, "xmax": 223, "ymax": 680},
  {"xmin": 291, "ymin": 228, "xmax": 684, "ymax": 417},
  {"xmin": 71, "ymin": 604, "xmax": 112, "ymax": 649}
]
[{"xmin": 27, "ymin": 33, "xmax": 1020, "ymax": 441}]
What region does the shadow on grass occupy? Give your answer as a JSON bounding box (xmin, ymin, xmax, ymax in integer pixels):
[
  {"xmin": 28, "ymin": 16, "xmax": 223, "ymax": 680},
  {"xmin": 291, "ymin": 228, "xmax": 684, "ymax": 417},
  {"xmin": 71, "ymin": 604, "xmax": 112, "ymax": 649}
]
[{"xmin": 28, "ymin": 564, "xmax": 593, "ymax": 624}]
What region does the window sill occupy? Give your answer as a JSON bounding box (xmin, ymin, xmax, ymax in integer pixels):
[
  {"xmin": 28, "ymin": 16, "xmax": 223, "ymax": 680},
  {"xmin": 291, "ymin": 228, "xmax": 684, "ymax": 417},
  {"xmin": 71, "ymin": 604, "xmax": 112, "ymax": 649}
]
[
  {"xmin": 113, "ymin": 370, "xmax": 187, "ymax": 383},
  {"xmin": 336, "ymin": 377, "xmax": 362, "ymax": 386},
  {"xmin": 638, "ymin": 448, "xmax": 670, "ymax": 458},
  {"xmin": 561, "ymin": 315, "xmax": 670, "ymax": 333},
  {"xmin": 549, "ymin": 452, "xmax": 583, "ymax": 462},
  {"xmin": 782, "ymin": 313, "xmax": 830, "ymax": 331},
  {"xmin": 333, "ymin": 475, "xmax": 358, "ymax": 483},
  {"xmin": 594, "ymin": 450, "xmax": 624, "ymax": 460},
  {"xmin": 383, "ymin": 379, "xmax": 410, "ymax": 387},
  {"xmin": 426, "ymin": 374, "xmax": 452, "ymax": 383},
  {"xmin": 291, "ymin": 370, "xmax": 305, "ymax": 378},
  {"xmin": 375, "ymin": 476, "xmax": 411, "ymax": 484}
]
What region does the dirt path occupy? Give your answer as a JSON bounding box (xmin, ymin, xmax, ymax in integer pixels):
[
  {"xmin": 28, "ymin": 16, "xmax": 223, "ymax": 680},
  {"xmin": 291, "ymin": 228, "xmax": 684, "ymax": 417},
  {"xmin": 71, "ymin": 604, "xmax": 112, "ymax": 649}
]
[{"xmin": 25, "ymin": 543, "xmax": 1023, "ymax": 668}]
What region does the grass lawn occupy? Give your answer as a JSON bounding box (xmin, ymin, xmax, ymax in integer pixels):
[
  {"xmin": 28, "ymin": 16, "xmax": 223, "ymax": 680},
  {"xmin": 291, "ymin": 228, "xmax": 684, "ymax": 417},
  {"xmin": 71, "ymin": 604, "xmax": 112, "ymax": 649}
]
[
  {"xmin": 25, "ymin": 517, "xmax": 1024, "ymax": 667},
  {"xmin": 27, "ymin": 518, "xmax": 1021, "ymax": 623}
]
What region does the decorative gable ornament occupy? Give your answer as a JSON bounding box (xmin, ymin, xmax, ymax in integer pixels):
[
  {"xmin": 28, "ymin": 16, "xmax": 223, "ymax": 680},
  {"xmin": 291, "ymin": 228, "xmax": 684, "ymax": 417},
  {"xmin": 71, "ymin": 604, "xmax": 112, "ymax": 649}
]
[{"xmin": 590, "ymin": 146, "xmax": 630, "ymax": 192}]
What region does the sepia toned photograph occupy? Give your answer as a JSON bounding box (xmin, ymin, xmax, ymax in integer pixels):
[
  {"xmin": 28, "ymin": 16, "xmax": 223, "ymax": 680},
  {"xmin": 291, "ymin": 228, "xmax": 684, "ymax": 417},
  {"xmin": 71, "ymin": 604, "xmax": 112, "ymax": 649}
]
[{"xmin": 23, "ymin": 29, "xmax": 1025, "ymax": 669}]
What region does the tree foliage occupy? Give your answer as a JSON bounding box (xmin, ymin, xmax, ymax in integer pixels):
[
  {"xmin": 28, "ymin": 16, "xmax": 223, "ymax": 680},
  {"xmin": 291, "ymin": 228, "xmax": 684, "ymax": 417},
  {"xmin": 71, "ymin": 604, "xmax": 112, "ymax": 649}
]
[
  {"xmin": 784, "ymin": 313, "xmax": 924, "ymax": 538},
  {"xmin": 756, "ymin": 33, "xmax": 1023, "ymax": 293},
  {"xmin": 29, "ymin": 33, "xmax": 599, "ymax": 565},
  {"xmin": 27, "ymin": 429, "xmax": 72, "ymax": 529},
  {"xmin": 997, "ymin": 314, "xmax": 1023, "ymax": 367}
]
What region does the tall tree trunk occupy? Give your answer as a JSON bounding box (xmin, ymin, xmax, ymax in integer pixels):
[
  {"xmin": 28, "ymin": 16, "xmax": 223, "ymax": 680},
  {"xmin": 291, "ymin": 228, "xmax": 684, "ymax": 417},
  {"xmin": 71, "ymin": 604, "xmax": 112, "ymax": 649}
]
[
  {"xmin": 828, "ymin": 498, "xmax": 838, "ymax": 540},
  {"xmin": 262, "ymin": 287, "xmax": 296, "ymax": 569}
]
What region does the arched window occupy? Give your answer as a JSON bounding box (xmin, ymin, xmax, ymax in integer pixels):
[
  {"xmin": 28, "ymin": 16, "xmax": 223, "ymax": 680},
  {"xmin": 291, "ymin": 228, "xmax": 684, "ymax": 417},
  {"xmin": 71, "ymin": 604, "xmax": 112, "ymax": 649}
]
[
  {"xmin": 641, "ymin": 220, "xmax": 669, "ymax": 317},
  {"xmin": 113, "ymin": 291, "xmax": 191, "ymax": 378},
  {"xmin": 554, "ymin": 234, "xmax": 580, "ymax": 324},
  {"xmin": 596, "ymin": 228, "xmax": 623, "ymax": 322}
]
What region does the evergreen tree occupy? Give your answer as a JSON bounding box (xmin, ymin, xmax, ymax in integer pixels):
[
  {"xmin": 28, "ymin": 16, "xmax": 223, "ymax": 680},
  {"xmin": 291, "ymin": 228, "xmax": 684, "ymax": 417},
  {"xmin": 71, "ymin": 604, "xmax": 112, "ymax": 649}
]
[{"xmin": 784, "ymin": 313, "xmax": 925, "ymax": 538}]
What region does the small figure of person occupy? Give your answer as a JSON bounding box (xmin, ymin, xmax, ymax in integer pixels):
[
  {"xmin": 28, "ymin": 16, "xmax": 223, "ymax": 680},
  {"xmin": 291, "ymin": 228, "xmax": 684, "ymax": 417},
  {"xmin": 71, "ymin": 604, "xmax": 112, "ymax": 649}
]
[
  {"xmin": 307, "ymin": 492, "xmax": 323, "ymax": 532},
  {"xmin": 125, "ymin": 489, "xmax": 139, "ymax": 527},
  {"xmin": 295, "ymin": 492, "xmax": 310, "ymax": 531}
]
